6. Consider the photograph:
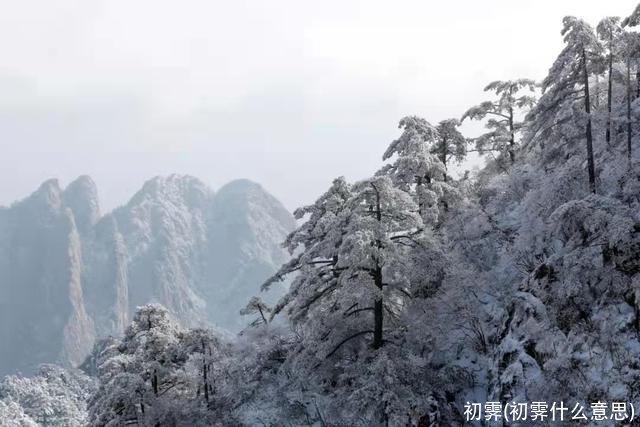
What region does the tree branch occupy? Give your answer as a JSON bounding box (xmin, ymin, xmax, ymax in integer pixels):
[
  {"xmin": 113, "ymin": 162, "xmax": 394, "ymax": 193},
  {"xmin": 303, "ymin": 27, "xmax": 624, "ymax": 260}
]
[
  {"xmin": 344, "ymin": 307, "xmax": 375, "ymax": 317},
  {"xmin": 326, "ymin": 330, "xmax": 374, "ymax": 359}
]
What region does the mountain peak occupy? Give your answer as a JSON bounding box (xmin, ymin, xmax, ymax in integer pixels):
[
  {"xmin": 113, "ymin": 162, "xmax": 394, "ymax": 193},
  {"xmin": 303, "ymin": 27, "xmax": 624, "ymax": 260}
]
[
  {"xmin": 64, "ymin": 176, "xmax": 100, "ymax": 233},
  {"xmin": 0, "ymin": 174, "xmax": 295, "ymax": 375},
  {"xmin": 128, "ymin": 174, "xmax": 211, "ymax": 209},
  {"xmin": 213, "ymin": 178, "xmax": 295, "ymax": 233},
  {"xmin": 217, "ymin": 178, "xmax": 263, "ymax": 193},
  {"xmin": 67, "ymin": 175, "xmax": 96, "ymax": 189},
  {"xmin": 31, "ymin": 178, "xmax": 63, "ymax": 211}
]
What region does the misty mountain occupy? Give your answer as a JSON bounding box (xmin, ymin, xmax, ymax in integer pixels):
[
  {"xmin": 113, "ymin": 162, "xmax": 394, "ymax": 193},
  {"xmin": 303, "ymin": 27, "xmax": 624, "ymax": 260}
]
[{"xmin": 0, "ymin": 175, "xmax": 294, "ymax": 376}]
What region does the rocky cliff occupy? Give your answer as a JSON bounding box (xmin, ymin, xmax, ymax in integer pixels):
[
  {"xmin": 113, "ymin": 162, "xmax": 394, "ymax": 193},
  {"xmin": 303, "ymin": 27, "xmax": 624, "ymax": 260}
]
[{"xmin": 0, "ymin": 175, "xmax": 294, "ymax": 376}]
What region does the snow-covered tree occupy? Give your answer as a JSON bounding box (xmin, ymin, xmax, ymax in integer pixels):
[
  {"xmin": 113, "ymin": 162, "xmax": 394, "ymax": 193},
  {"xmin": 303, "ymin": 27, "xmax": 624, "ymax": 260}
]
[
  {"xmin": 265, "ymin": 176, "xmax": 422, "ymax": 351},
  {"xmin": 227, "ymin": 324, "xmax": 303, "ymax": 425},
  {"xmin": 0, "ymin": 400, "xmax": 37, "ymax": 427},
  {"xmin": 240, "ymin": 296, "xmax": 271, "ymax": 326},
  {"xmin": 623, "ymin": 3, "xmax": 640, "ymax": 28},
  {"xmin": 462, "ymin": 79, "xmax": 537, "ymax": 164},
  {"xmin": 261, "ymin": 174, "xmax": 434, "ymax": 424},
  {"xmin": 528, "ymin": 17, "xmax": 604, "ymax": 193},
  {"xmin": 432, "ymin": 118, "xmax": 467, "ymax": 183},
  {"xmin": 340, "ymin": 176, "xmax": 424, "ymax": 349},
  {"xmin": 178, "ymin": 327, "xmax": 236, "ymax": 423},
  {"xmin": 88, "ymin": 304, "xmax": 180, "ymax": 426},
  {"xmin": 597, "ymin": 17, "xmax": 623, "ymax": 146},
  {"xmin": 619, "ymin": 30, "xmax": 640, "ymax": 162},
  {"xmin": 623, "ymin": 4, "xmax": 640, "ymax": 105},
  {"xmin": 0, "ymin": 365, "xmax": 95, "ymax": 427},
  {"xmin": 620, "ymin": 8, "xmax": 640, "ymax": 162},
  {"xmin": 262, "ymin": 176, "xmax": 352, "ymax": 321},
  {"xmin": 88, "ymin": 304, "xmax": 237, "ymax": 426},
  {"xmin": 379, "ymin": 116, "xmax": 457, "ymax": 222}
]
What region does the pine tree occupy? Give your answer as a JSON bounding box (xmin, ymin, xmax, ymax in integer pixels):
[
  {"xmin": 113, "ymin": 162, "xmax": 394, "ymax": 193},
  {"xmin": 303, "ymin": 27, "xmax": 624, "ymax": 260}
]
[
  {"xmin": 378, "ymin": 116, "xmax": 456, "ymax": 223},
  {"xmin": 262, "ymin": 177, "xmax": 352, "ymax": 322},
  {"xmin": 87, "ymin": 305, "xmax": 237, "ymax": 426},
  {"xmin": 240, "ymin": 296, "xmax": 271, "ymax": 326},
  {"xmin": 462, "ymin": 79, "xmax": 537, "ymax": 164},
  {"xmin": 529, "ymin": 16, "xmax": 604, "ymax": 193},
  {"xmin": 623, "ymin": 3, "xmax": 640, "ymax": 99},
  {"xmin": 87, "ymin": 304, "xmax": 182, "ymax": 426},
  {"xmin": 343, "ymin": 176, "xmax": 423, "ymax": 349},
  {"xmin": 597, "ymin": 17, "xmax": 623, "ymax": 146},
  {"xmin": 622, "ymin": 5, "xmax": 640, "ymax": 162},
  {"xmin": 619, "ymin": 30, "xmax": 640, "ymax": 162},
  {"xmin": 264, "ymin": 176, "xmax": 422, "ymax": 353},
  {"xmin": 432, "ymin": 118, "xmax": 467, "ymax": 183}
]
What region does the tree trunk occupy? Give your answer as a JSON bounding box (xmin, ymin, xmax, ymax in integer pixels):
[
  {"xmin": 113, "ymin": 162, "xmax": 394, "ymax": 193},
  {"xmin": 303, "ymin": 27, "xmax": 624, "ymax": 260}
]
[
  {"xmin": 415, "ymin": 176, "xmax": 423, "ymax": 218},
  {"xmin": 628, "ymin": 61, "xmax": 633, "ymax": 163},
  {"xmin": 606, "ymin": 38, "xmax": 613, "ymax": 146},
  {"xmin": 372, "ymin": 270, "xmax": 383, "ymax": 350},
  {"xmin": 372, "ymin": 183, "xmax": 384, "ymax": 350},
  {"xmin": 257, "ymin": 306, "xmax": 267, "ymax": 324},
  {"xmin": 508, "ymin": 107, "xmax": 516, "ymax": 163},
  {"xmin": 440, "ymin": 145, "xmax": 449, "ymax": 212},
  {"xmin": 634, "ymin": 287, "xmax": 640, "ymax": 335},
  {"xmin": 152, "ymin": 369, "xmax": 158, "ymax": 396},
  {"xmin": 440, "ymin": 138, "xmax": 448, "ymax": 182},
  {"xmin": 202, "ymin": 340, "xmax": 209, "ymax": 403},
  {"xmin": 582, "ymin": 48, "xmax": 597, "ymax": 194},
  {"xmin": 594, "ymin": 74, "xmax": 600, "ymax": 109}
]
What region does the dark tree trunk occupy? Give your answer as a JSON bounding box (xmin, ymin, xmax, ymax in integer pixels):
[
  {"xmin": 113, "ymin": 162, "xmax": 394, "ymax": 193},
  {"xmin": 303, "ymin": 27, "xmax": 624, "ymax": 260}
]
[
  {"xmin": 583, "ymin": 48, "xmax": 597, "ymax": 194},
  {"xmin": 628, "ymin": 61, "xmax": 633, "ymax": 163},
  {"xmin": 606, "ymin": 38, "xmax": 614, "ymax": 146},
  {"xmin": 372, "ymin": 183, "xmax": 384, "ymax": 350},
  {"xmin": 440, "ymin": 143, "xmax": 449, "ymax": 212},
  {"xmin": 440, "ymin": 138, "xmax": 448, "ymax": 182},
  {"xmin": 508, "ymin": 107, "xmax": 516, "ymax": 163},
  {"xmin": 372, "ymin": 272, "xmax": 383, "ymax": 349},
  {"xmin": 202, "ymin": 340, "xmax": 209, "ymax": 403},
  {"xmin": 634, "ymin": 287, "xmax": 640, "ymax": 335},
  {"xmin": 442, "ymin": 160, "xmax": 448, "ymax": 182},
  {"xmin": 415, "ymin": 176, "xmax": 423, "ymax": 217},
  {"xmin": 257, "ymin": 306, "xmax": 267, "ymax": 324},
  {"xmin": 152, "ymin": 369, "xmax": 158, "ymax": 396}
]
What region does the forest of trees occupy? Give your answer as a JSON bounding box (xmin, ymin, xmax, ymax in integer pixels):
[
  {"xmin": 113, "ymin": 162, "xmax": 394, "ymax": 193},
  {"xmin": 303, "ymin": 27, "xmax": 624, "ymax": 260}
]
[{"xmin": 3, "ymin": 4, "xmax": 640, "ymax": 426}]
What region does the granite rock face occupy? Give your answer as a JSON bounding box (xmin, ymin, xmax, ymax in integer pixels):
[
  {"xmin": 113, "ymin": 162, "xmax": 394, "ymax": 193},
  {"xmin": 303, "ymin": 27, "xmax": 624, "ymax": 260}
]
[{"xmin": 0, "ymin": 175, "xmax": 294, "ymax": 375}]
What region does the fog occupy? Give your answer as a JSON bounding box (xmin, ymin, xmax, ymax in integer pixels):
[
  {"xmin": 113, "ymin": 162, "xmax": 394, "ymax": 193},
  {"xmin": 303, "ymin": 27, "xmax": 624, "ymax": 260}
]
[{"xmin": 0, "ymin": 0, "xmax": 635, "ymax": 211}]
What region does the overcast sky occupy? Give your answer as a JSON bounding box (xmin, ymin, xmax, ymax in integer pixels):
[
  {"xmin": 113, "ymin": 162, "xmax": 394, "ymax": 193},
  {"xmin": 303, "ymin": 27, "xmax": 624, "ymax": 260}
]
[{"xmin": 0, "ymin": 0, "xmax": 637, "ymax": 212}]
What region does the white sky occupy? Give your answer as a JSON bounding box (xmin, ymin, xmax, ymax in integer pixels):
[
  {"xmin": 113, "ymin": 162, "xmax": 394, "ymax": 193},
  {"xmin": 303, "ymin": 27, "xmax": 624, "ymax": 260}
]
[{"xmin": 0, "ymin": 0, "xmax": 637, "ymax": 211}]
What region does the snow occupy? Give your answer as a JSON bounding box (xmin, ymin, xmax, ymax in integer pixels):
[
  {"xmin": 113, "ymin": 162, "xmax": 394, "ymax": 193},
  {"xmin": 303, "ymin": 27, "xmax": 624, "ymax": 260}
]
[{"xmin": 4, "ymin": 4, "xmax": 640, "ymax": 425}]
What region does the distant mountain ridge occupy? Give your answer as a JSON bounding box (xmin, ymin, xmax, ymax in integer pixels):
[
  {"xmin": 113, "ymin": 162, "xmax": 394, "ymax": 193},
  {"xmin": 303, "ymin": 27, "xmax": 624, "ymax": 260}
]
[{"xmin": 0, "ymin": 175, "xmax": 295, "ymax": 376}]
